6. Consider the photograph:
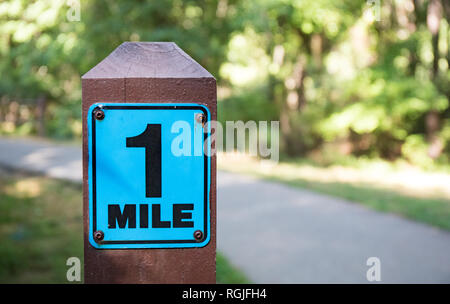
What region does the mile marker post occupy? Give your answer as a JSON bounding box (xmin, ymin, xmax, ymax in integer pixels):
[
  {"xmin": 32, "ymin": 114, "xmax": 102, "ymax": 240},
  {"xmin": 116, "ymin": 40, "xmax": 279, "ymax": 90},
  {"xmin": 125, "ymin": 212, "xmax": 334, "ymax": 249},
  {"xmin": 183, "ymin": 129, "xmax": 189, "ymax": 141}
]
[{"xmin": 81, "ymin": 42, "xmax": 216, "ymax": 283}]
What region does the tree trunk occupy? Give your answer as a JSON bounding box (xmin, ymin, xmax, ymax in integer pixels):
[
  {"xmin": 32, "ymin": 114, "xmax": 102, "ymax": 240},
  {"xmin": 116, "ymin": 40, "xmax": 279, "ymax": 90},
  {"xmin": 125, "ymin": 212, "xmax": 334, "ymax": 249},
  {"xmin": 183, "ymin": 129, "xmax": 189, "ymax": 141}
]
[
  {"xmin": 35, "ymin": 96, "xmax": 47, "ymax": 137},
  {"xmin": 425, "ymin": 0, "xmax": 443, "ymax": 159}
]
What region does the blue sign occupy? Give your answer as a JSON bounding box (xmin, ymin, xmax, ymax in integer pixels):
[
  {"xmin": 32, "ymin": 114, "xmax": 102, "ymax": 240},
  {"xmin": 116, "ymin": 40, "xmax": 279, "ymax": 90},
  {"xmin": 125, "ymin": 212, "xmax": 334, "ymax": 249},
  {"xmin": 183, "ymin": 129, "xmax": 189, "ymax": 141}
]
[{"xmin": 87, "ymin": 103, "xmax": 211, "ymax": 249}]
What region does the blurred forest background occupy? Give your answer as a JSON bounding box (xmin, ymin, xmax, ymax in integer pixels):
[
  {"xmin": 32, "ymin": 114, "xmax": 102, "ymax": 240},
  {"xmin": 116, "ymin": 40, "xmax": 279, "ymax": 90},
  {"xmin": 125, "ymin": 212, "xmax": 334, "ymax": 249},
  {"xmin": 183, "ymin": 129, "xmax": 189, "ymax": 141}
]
[{"xmin": 0, "ymin": 0, "xmax": 449, "ymax": 169}]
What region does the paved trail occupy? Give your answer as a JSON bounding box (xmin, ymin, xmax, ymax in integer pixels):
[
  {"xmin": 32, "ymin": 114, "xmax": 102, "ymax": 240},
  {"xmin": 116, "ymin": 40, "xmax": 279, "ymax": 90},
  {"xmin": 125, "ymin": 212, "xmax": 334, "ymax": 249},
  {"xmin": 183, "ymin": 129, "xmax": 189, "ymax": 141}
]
[{"xmin": 1, "ymin": 137, "xmax": 450, "ymax": 283}]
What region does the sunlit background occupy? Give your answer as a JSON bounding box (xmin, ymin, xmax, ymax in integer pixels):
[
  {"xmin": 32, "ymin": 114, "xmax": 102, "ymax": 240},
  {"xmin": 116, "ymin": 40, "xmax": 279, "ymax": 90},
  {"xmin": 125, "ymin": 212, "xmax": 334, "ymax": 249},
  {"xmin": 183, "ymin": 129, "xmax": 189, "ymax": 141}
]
[{"xmin": 0, "ymin": 0, "xmax": 449, "ymax": 283}]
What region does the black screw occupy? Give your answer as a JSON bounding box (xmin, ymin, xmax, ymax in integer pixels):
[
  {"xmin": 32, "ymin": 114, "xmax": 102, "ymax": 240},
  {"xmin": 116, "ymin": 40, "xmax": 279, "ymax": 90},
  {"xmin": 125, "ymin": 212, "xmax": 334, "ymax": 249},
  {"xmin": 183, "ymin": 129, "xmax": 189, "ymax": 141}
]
[
  {"xmin": 195, "ymin": 113, "xmax": 206, "ymax": 125},
  {"xmin": 94, "ymin": 230, "xmax": 104, "ymax": 243},
  {"xmin": 94, "ymin": 108, "xmax": 105, "ymax": 120},
  {"xmin": 193, "ymin": 230, "xmax": 203, "ymax": 241}
]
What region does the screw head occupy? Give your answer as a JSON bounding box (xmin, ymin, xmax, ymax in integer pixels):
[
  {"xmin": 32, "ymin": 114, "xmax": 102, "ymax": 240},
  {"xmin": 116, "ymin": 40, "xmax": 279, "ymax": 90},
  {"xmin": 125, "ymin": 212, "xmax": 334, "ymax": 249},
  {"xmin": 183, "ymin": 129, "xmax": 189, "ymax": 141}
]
[
  {"xmin": 195, "ymin": 113, "xmax": 205, "ymax": 125},
  {"xmin": 93, "ymin": 230, "xmax": 104, "ymax": 243},
  {"xmin": 193, "ymin": 230, "xmax": 203, "ymax": 241},
  {"xmin": 94, "ymin": 109, "xmax": 105, "ymax": 120}
]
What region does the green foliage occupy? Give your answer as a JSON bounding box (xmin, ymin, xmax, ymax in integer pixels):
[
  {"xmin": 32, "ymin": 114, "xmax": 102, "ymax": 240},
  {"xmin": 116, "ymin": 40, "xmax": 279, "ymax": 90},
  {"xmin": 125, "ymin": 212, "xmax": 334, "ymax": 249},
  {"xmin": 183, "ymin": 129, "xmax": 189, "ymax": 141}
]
[
  {"xmin": 0, "ymin": 0, "xmax": 449, "ymax": 167},
  {"xmin": 402, "ymin": 134, "xmax": 433, "ymax": 167},
  {"xmin": 0, "ymin": 0, "xmax": 239, "ymax": 138},
  {"xmin": 317, "ymin": 73, "xmax": 448, "ymax": 140},
  {"xmin": 0, "ymin": 172, "xmax": 83, "ymax": 283},
  {"xmin": 219, "ymin": 87, "xmax": 279, "ymax": 123},
  {"xmin": 216, "ymin": 252, "xmax": 250, "ymax": 284}
]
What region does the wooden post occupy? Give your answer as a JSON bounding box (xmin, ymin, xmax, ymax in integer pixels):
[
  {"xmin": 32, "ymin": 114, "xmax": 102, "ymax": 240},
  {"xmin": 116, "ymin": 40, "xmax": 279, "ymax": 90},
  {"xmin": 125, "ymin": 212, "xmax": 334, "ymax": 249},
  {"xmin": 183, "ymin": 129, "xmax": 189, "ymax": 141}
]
[{"xmin": 81, "ymin": 42, "xmax": 216, "ymax": 283}]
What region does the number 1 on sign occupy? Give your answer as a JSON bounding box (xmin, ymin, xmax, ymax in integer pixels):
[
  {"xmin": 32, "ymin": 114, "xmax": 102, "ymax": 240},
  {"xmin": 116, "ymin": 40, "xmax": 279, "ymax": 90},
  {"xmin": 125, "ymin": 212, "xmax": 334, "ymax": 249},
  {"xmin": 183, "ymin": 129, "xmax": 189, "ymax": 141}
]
[{"xmin": 126, "ymin": 124, "xmax": 162, "ymax": 197}]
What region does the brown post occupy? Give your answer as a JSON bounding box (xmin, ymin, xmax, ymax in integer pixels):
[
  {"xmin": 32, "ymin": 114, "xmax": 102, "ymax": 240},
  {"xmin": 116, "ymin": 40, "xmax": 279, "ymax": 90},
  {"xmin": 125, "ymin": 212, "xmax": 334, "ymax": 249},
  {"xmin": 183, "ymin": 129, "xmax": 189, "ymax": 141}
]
[{"xmin": 81, "ymin": 42, "xmax": 216, "ymax": 283}]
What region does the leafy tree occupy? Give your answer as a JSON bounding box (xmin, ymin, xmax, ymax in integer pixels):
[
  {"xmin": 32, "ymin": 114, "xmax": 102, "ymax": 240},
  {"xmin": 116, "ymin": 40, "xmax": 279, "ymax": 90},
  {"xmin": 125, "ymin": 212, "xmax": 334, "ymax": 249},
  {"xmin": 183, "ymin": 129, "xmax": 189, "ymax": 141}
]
[
  {"xmin": 0, "ymin": 0, "xmax": 448, "ymax": 168},
  {"xmin": 0, "ymin": 0, "xmax": 82, "ymax": 136}
]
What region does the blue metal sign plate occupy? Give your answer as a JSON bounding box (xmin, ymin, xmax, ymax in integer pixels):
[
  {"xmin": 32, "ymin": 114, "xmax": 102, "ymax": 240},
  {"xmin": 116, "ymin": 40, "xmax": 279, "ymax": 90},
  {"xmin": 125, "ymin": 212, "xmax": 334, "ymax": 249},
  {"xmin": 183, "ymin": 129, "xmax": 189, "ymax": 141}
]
[{"xmin": 87, "ymin": 103, "xmax": 210, "ymax": 249}]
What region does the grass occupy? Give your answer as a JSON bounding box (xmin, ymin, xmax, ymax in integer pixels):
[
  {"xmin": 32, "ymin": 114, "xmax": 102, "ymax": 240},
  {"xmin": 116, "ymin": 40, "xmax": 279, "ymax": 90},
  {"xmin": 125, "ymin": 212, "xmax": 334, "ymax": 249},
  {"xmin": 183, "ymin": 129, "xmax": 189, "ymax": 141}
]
[
  {"xmin": 216, "ymin": 252, "xmax": 250, "ymax": 284},
  {"xmin": 0, "ymin": 170, "xmax": 249, "ymax": 284},
  {"xmin": 272, "ymin": 178, "xmax": 450, "ymax": 230},
  {"xmin": 0, "ymin": 171, "xmax": 84, "ymax": 283},
  {"xmin": 218, "ymin": 153, "xmax": 450, "ymax": 231}
]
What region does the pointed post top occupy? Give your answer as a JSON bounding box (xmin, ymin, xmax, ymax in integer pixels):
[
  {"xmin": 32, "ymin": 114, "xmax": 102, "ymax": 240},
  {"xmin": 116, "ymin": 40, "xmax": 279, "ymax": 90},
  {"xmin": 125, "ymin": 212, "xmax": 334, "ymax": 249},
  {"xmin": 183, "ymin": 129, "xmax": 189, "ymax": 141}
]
[{"xmin": 82, "ymin": 42, "xmax": 214, "ymax": 79}]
